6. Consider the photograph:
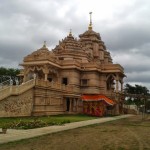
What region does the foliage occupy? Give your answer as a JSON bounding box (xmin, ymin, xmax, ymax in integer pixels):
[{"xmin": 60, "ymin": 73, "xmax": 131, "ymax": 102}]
[
  {"xmin": 10, "ymin": 120, "xmax": 48, "ymax": 129},
  {"xmin": 0, "ymin": 114, "xmax": 97, "ymax": 129},
  {"xmin": 10, "ymin": 119, "xmax": 70, "ymax": 129},
  {"xmin": 1, "ymin": 123, "xmax": 11, "ymax": 129},
  {"xmin": 124, "ymin": 83, "xmax": 150, "ymax": 107},
  {"xmin": 0, "ymin": 67, "xmax": 20, "ymax": 76},
  {"xmin": 125, "ymin": 84, "xmax": 149, "ymax": 95}
]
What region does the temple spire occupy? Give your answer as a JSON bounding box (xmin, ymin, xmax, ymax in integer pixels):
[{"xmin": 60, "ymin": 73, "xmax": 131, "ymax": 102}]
[
  {"xmin": 69, "ymin": 29, "xmax": 72, "ymax": 36},
  {"xmin": 43, "ymin": 41, "xmax": 46, "ymax": 47},
  {"xmin": 88, "ymin": 12, "xmax": 93, "ymax": 30}
]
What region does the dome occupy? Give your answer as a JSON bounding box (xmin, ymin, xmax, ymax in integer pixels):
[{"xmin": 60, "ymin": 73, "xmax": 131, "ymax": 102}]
[
  {"xmin": 79, "ymin": 29, "xmax": 101, "ymax": 40},
  {"xmin": 24, "ymin": 42, "xmax": 55, "ymax": 62}
]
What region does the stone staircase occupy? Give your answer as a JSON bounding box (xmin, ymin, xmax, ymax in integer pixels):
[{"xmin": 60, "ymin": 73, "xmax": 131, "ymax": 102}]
[{"xmin": 0, "ymin": 79, "xmax": 35, "ymax": 101}]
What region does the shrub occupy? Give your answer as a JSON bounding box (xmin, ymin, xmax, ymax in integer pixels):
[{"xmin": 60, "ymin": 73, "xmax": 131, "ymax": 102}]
[
  {"xmin": 1, "ymin": 123, "xmax": 11, "ymax": 129},
  {"xmin": 10, "ymin": 119, "xmax": 71, "ymax": 129},
  {"xmin": 11, "ymin": 120, "xmax": 48, "ymax": 129}
]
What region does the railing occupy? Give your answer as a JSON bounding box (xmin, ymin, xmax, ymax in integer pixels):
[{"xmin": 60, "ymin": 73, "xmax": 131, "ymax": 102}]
[
  {"xmin": 0, "ymin": 79, "xmax": 11, "ymax": 90},
  {"xmin": 35, "ymin": 79, "xmax": 80, "ymax": 94},
  {"xmin": 11, "ymin": 79, "xmax": 35, "ymax": 95},
  {"xmin": 0, "ymin": 79, "xmax": 80, "ymax": 101},
  {"xmin": 0, "ymin": 79, "xmax": 35, "ymax": 101}
]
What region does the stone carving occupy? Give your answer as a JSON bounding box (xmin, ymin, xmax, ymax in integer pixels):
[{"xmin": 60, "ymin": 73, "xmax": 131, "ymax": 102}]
[{"xmin": 50, "ymin": 97, "xmax": 63, "ymax": 105}]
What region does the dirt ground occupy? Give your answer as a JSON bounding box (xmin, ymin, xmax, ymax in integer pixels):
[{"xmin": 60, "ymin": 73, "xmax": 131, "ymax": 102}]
[{"xmin": 0, "ymin": 115, "xmax": 150, "ymax": 150}]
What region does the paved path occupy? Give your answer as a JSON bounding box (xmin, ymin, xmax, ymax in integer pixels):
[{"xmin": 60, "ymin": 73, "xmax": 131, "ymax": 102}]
[{"xmin": 0, "ymin": 114, "xmax": 134, "ymax": 144}]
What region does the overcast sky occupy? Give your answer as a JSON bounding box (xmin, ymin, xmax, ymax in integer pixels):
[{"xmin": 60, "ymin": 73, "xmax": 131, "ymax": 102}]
[{"xmin": 0, "ymin": 0, "xmax": 150, "ymax": 89}]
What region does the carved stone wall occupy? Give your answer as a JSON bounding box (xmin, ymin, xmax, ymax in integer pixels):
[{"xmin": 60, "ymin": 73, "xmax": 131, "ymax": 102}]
[
  {"xmin": 0, "ymin": 89, "xmax": 33, "ymax": 117},
  {"xmin": 81, "ymin": 71, "xmax": 100, "ymax": 94},
  {"xmin": 33, "ymin": 88, "xmax": 65, "ymax": 116},
  {"xmin": 60, "ymin": 69, "xmax": 80, "ymax": 86},
  {"xmin": 32, "ymin": 86, "xmax": 82, "ymax": 116}
]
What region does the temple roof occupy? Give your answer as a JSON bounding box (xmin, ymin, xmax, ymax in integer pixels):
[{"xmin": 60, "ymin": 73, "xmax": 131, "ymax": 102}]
[
  {"xmin": 24, "ymin": 42, "xmax": 55, "ymax": 62},
  {"xmin": 53, "ymin": 32, "xmax": 85, "ymax": 53},
  {"xmin": 79, "ymin": 29, "xmax": 101, "ymax": 40}
]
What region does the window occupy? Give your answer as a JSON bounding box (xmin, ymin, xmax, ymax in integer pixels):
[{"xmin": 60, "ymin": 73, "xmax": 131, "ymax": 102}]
[
  {"xmin": 81, "ymin": 79, "xmax": 88, "ymax": 86},
  {"xmin": 62, "ymin": 78, "xmax": 68, "ymax": 85},
  {"xmin": 48, "ymin": 78, "xmax": 52, "ymax": 82},
  {"xmin": 59, "ymin": 57, "xmax": 64, "ymax": 60}
]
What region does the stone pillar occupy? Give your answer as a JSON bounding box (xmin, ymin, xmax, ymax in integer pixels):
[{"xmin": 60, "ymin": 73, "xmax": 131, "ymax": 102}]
[
  {"xmin": 115, "ymin": 103, "xmax": 120, "ymax": 115},
  {"xmin": 43, "ymin": 66, "xmax": 49, "ymax": 81},
  {"xmin": 114, "ymin": 91, "xmax": 120, "ymax": 115},
  {"xmin": 72, "ymin": 98, "xmax": 75, "ymax": 112},
  {"xmin": 33, "ymin": 73, "xmax": 36, "ymax": 79},
  {"xmin": 116, "ymin": 80, "xmax": 119, "ymax": 92},
  {"xmin": 69, "ymin": 98, "xmax": 72, "ymax": 112},
  {"xmin": 71, "ymin": 98, "xmax": 74, "ymax": 112},
  {"xmin": 23, "ymin": 74, "xmax": 27, "ymax": 83},
  {"xmin": 63, "ymin": 97, "xmax": 66, "ymax": 112},
  {"xmin": 75, "ymin": 99, "xmax": 78, "ymax": 112},
  {"xmin": 121, "ymin": 82, "xmax": 123, "ymax": 92},
  {"xmin": 44, "ymin": 73, "xmax": 48, "ymax": 81}
]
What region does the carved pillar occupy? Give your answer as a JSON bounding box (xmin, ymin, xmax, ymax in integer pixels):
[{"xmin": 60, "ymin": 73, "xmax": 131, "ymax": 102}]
[
  {"xmin": 114, "ymin": 92, "xmax": 120, "ymax": 115},
  {"xmin": 121, "ymin": 81, "xmax": 123, "ymax": 92},
  {"xmin": 115, "ymin": 103, "xmax": 120, "ymax": 115},
  {"xmin": 76, "ymin": 99, "xmax": 78, "ymax": 112},
  {"xmin": 63, "ymin": 97, "xmax": 66, "ymax": 112},
  {"xmin": 116, "ymin": 80, "xmax": 119, "ymax": 92},
  {"xmin": 23, "ymin": 72, "xmax": 28, "ymax": 83},
  {"xmin": 43, "ymin": 66, "xmax": 49, "ymax": 81},
  {"xmin": 23, "ymin": 75, "xmax": 26, "ymax": 82},
  {"xmin": 44, "ymin": 73, "xmax": 48, "ymax": 81},
  {"xmin": 72, "ymin": 98, "xmax": 74, "ymax": 112},
  {"xmin": 69, "ymin": 98, "xmax": 72, "ymax": 112},
  {"xmin": 23, "ymin": 68, "xmax": 28, "ymax": 83}
]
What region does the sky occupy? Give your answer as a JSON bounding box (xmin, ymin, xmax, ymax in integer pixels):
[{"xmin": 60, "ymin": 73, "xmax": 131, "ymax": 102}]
[{"xmin": 0, "ymin": 0, "xmax": 150, "ymax": 89}]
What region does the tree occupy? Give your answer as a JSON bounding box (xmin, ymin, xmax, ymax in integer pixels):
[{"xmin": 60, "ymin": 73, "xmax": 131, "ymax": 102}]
[
  {"xmin": 124, "ymin": 83, "xmax": 149, "ymax": 107},
  {"xmin": 0, "ymin": 67, "xmax": 20, "ymax": 83},
  {"xmin": 0, "ymin": 67, "xmax": 20, "ymax": 76}
]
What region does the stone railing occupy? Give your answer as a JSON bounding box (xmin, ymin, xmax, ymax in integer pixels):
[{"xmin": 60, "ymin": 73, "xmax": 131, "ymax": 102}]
[
  {"xmin": 35, "ymin": 79, "xmax": 80, "ymax": 94},
  {"xmin": 0, "ymin": 79, "xmax": 35, "ymax": 101},
  {"xmin": 11, "ymin": 79, "xmax": 35, "ymax": 95},
  {"xmin": 0, "ymin": 79, "xmax": 80, "ymax": 101}
]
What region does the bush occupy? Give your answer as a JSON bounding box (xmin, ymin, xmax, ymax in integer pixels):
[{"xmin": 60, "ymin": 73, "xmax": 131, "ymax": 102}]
[
  {"xmin": 10, "ymin": 119, "xmax": 71, "ymax": 129},
  {"xmin": 1, "ymin": 123, "xmax": 11, "ymax": 129},
  {"xmin": 11, "ymin": 120, "xmax": 48, "ymax": 129}
]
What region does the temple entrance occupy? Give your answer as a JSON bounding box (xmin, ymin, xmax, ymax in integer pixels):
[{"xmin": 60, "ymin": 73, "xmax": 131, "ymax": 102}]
[{"xmin": 66, "ymin": 98, "xmax": 70, "ymax": 111}]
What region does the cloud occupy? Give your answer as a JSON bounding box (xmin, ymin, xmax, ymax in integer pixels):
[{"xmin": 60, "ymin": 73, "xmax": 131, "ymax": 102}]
[{"xmin": 0, "ymin": 0, "xmax": 150, "ymax": 89}]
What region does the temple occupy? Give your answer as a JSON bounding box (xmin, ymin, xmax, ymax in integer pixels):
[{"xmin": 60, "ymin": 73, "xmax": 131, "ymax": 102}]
[
  {"xmin": 20, "ymin": 14, "xmax": 125, "ymax": 116},
  {"xmin": 0, "ymin": 14, "xmax": 125, "ymax": 117}
]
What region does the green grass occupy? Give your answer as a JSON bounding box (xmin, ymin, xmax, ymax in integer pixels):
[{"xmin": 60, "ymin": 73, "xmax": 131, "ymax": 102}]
[{"xmin": 0, "ymin": 114, "xmax": 99, "ymax": 129}]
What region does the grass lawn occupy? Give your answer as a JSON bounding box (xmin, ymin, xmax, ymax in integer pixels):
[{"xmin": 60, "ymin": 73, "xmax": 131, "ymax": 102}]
[
  {"xmin": 0, "ymin": 114, "xmax": 99, "ymax": 129},
  {"xmin": 0, "ymin": 115, "xmax": 149, "ymax": 150}
]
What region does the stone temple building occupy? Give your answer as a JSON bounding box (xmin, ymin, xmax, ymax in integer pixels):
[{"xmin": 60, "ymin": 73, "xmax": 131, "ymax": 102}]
[{"xmin": 0, "ymin": 15, "xmax": 125, "ymax": 117}]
